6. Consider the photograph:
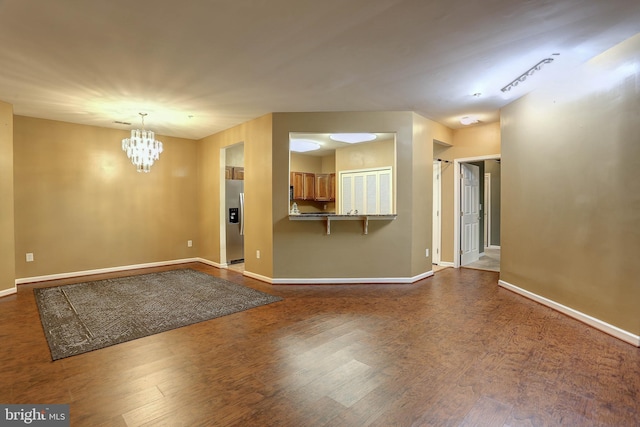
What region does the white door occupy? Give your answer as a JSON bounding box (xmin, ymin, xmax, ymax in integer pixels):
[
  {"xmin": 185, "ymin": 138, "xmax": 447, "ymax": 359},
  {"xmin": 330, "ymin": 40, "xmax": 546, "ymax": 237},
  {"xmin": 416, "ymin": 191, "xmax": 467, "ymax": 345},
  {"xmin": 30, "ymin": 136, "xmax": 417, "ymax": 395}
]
[
  {"xmin": 340, "ymin": 167, "xmax": 393, "ymax": 215},
  {"xmin": 461, "ymin": 163, "xmax": 480, "ymax": 265}
]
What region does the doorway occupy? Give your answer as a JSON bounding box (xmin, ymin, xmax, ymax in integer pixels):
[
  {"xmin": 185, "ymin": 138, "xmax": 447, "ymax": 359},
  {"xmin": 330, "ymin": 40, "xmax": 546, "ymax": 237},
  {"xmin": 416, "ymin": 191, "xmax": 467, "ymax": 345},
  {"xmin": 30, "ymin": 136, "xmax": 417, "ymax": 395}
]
[
  {"xmin": 221, "ymin": 142, "xmax": 245, "ymax": 268},
  {"xmin": 453, "ymin": 154, "xmax": 501, "ymax": 269},
  {"xmin": 460, "ymin": 163, "xmax": 480, "ymax": 265}
]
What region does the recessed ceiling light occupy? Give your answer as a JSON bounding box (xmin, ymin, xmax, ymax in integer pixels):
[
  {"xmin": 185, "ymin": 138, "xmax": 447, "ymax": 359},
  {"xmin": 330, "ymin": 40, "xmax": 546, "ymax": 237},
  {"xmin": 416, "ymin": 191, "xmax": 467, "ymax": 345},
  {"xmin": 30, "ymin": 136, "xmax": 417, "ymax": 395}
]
[
  {"xmin": 329, "ymin": 133, "xmax": 377, "ymax": 143},
  {"xmin": 290, "ymin": 139, "xmax": 321, "ymax": 153},
  {"xmin": 460, "ymin": 116, "xmax": 479, "ymax": 125}
]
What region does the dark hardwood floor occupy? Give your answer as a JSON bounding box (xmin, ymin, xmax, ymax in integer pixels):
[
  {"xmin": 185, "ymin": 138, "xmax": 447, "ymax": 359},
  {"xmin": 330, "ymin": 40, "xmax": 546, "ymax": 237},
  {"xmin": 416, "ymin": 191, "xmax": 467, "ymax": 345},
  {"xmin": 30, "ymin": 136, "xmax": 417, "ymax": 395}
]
[{"xmin": 1, "ymin": 263, "xmax": 639, "ymax": 426}]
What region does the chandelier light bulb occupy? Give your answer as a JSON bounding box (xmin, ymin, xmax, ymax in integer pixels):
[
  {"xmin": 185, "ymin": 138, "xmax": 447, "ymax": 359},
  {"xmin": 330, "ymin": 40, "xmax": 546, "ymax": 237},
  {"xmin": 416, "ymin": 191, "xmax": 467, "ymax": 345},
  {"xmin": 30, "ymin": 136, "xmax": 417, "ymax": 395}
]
[{"xmin": 121, "ymin": 113, "xmax": 163, "ymax": 173}]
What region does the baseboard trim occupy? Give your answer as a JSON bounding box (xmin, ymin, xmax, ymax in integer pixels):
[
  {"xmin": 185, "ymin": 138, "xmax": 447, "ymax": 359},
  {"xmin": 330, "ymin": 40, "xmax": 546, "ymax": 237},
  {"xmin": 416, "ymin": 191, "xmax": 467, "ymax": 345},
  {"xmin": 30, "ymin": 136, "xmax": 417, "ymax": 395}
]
[
  {"xmin": 498, "ymin": 280, "xmax": 640, "ymax": 347},
  {"xmin": 195, "ymin": 258, "xmax": 225, "ymax": 269},
  {"xmin": 243, "ymin": 270, "xmax": 274, "ymax": 284},
  {"xmin": 436, "ymin": 261, "xmax": 455, "ymax": 268},
  {"xmin": 15, "ymin": 258, "xmax": 202, "ymax": 285},
  {"xmin": 0, "ymin": 286, "xmax": 17, "ymax": 298},
  {"xmin": 270, "ymin": 270, "xmax": 434, "ymax": 285}
]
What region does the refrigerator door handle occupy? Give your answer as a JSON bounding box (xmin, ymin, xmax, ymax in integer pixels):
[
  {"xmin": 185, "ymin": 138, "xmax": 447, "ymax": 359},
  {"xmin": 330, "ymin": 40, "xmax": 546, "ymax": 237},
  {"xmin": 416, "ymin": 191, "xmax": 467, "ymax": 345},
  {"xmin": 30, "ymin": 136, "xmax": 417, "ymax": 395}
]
[{"xmin": 239, "ymin": 192, "xmax": 245, "ymax": 236}]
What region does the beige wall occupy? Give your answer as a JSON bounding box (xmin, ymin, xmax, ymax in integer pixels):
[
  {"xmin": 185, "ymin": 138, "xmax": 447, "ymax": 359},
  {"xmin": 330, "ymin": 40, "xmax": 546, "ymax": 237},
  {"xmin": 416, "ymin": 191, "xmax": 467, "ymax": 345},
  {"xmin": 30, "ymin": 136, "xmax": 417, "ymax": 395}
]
[
  {"xmin": 335, "ymin": 138, "xmax": 395, "ymax": 172},
  {"xmin": 197, "ymin": 114, "xmax": 274, "ymax": 278},
  {"xmin": 321, "ymin": 154, "xmax": 336, "ymax": 173},
  {"xmin": 0, "ymin": 101, "xmax": 15, "ymax": 293},
  {"xmin": 290, "ymin": 152, "xmax": 323, "ymax": 173},
  {"xmin": 411, "ymin": 113, "xmax": 435, "ymax": 277},
  {"xmin": 501, "ymin": 34, "xmax": 640, "ymax": 335},
  {"xmin": 13, "ymin": 116, "xmax": 198, "ymax": 278},
  {"xmin": 272, "ymin": 111, "xmax": 434, "ymax": 280},
  {"xmin": 434, "ymin": 122, "xmax": 501, "ymax": 263},
  {"xmin": 8, "ymin": 110, "xmax": 438, "ymax": 284}
]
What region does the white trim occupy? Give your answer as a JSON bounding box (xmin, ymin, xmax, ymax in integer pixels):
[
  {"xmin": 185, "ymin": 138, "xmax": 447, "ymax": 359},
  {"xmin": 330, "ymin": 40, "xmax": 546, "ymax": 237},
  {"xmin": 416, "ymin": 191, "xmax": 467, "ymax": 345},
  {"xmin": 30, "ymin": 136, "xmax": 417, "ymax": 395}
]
[
  {"xmin": 453, "ymin": 154, "xmax": 500, "ymax": 268},
  {"xmin": 243, "ymin": 270, "xmax": 274, "ymax": 284},
  {"xmin": 484, "ymin": 172, "xmax": 491, "ymax": 248},
  {"xmin": 499, "ymin": 279, "xmax": 640, "ymax": 347},
  {"xmin": 432, "ymin": 160, "xmax": 441, "ymax": 264},
  {"xmin": 270, "ymin": 270, "xmax": 434, "ymax": 285},
  {"xmin": 15, "ymin": 258, "xmax": 202, "ymax": 285},
  {"xmin": 220, "ymin": 146, "xmax": 228, "ymax": 266},
  {"xmin": 0, "ymin": 286, "xmax": 17, "ymax": 298},
  {"xmin": 488, "ymin": 245, "xmax": 501, "ymax": 250},
  {"xmin": 436, "ymin": 261, "xmax": 455, "ymax": 268},
  {"xmin": 196, "ymin": 258, "xmax": 225, "ymax": 269}
]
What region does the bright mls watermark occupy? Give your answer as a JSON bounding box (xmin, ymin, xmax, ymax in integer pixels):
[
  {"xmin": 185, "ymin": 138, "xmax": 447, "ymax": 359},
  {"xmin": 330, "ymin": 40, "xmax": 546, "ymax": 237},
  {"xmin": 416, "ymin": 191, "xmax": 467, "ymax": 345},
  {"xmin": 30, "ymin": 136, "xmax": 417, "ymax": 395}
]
[{"xmin": 1, "ymin": 405, "xmax": 69, "ymax": 426}]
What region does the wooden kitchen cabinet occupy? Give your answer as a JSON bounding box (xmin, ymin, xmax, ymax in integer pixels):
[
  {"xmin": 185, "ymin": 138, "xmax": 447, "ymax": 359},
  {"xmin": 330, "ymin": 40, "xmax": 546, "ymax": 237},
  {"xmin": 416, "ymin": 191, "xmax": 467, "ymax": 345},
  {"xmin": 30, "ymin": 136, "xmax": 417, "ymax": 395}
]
[
  {"xmin": 315, "ymin": 173, "xmax": 336, "ymax": 201},
  {"xmin": 290, "ymin": 172, "xmax": 315, "ymax": 200},
  {"xmin": 329, "ymin": 173, "xmax": 336, "ymax": 201},
  {"xmin": 225, "ymin": 166, "xmax": 244, "ymax": 180},
  {"xmin": 232, "ymin": 167, "xmax": 244, "ymax": 180}
]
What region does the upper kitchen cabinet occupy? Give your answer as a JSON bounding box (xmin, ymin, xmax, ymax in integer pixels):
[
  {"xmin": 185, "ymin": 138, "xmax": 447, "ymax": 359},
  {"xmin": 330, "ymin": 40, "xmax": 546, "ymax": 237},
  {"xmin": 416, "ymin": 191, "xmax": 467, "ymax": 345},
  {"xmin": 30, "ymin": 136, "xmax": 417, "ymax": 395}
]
[
  {"xmin": 289, "ymin": 132, "xmax": 396, "ymax": 214},
  {"xmin": 225, "ymin": 143, "xmax": 244, "ymax": 180},
  {"xmin": 290, "ymin": 171, "xmax": 315, "ymax": 200},
  {"xmin": 315, "ymin": 173, "xmax": 335, "ymax": 201},
  {"xmin": 225, "ymin": 166, "xmax": 244, "ymax": 180}
]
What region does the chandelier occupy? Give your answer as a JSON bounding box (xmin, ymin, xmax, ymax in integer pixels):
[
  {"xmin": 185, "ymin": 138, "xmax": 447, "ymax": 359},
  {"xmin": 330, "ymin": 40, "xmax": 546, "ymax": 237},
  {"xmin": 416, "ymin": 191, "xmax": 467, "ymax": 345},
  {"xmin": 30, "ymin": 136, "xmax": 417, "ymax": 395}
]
[{"xmin": 121, "ymin": 113, "xmax": 163, "ymax": 173}]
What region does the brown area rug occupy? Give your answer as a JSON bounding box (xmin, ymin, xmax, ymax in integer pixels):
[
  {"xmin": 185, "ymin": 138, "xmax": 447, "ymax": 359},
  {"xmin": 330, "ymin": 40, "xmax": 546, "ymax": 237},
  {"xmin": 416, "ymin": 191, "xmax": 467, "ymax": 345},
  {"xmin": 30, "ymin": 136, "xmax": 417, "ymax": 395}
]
[{"xmin": 34, "ymin": 269, "xmax": 282, "ymax": 360}]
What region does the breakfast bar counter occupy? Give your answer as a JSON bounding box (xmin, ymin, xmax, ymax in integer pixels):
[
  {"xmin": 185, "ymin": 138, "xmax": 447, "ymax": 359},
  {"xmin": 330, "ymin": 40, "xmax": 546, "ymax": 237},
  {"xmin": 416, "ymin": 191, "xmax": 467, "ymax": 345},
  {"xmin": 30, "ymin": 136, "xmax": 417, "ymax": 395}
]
[{"xmin": 289, "ymin": 213, "xmax": 397, "ymax": 235}]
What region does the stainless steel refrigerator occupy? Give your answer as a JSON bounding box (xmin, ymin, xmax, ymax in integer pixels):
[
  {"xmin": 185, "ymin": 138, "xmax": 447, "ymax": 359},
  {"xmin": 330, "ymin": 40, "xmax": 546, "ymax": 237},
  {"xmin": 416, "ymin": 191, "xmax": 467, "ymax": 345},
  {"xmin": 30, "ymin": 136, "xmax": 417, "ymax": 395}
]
[{"xmin": 225, "ymin": 179, "xmax": 244, "ymax": 263}]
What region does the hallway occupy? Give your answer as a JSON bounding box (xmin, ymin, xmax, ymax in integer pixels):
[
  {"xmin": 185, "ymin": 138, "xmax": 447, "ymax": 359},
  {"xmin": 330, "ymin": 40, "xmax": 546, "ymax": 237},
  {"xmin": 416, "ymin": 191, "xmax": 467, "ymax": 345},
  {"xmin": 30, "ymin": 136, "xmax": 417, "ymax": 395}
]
[{"xmin": 463, "ymin": 247, "xmax": 500, "ymax": 272}]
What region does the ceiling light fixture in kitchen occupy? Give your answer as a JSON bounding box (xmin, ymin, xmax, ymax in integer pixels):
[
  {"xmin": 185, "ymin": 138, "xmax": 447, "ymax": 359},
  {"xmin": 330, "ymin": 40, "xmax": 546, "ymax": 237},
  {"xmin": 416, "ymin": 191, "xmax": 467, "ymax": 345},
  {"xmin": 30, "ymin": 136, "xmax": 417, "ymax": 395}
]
[
  {"xmin": 460, "ymin": 116, "xmax": 479, "ymax": 125},
  {"xmin": 290, "ymin": 139, "xmax": 321, "ymax": 153},
  {"xmin": 121, "ymin": 113, "xmax": 163, "ymax": 173},
  {"xmin": 329, "ymin": 133, "xmax": 377, "ymax": 143}
]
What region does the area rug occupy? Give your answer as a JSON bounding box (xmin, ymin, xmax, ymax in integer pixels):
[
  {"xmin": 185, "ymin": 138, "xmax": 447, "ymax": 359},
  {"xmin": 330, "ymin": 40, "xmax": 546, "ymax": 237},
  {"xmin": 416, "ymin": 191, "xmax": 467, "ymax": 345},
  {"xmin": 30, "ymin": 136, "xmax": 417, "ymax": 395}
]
[{"xmin": 34, "ymin": 269, "xmax": 282, "ymax": 360}]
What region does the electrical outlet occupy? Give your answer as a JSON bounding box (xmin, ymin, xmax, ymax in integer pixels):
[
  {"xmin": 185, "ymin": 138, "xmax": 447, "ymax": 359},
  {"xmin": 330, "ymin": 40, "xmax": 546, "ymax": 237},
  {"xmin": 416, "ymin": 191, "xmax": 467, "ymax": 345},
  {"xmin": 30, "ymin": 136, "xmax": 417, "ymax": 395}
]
[
  {"xmin": 26, "ymin": 253, "xmax": 34, "ymax": 262},
  {"xmin": 425, "ymin": 249, "xmax": 429, "ymax": 257},
  {"xmin": 256, "ymin": 250, "xmax": 261, "ymax": 259},
  {"xmin": 187, "ymin": 240, "xmax": 193, "ymax": 247}
]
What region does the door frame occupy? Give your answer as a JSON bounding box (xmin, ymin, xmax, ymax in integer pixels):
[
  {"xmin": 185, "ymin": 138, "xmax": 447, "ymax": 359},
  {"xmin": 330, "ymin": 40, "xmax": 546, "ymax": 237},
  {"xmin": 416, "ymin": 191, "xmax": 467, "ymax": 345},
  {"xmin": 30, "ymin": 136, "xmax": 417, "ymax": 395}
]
[
  {"xmin": 220, "ymin": 142, "xmax": 245, "ymax": 266},
  {"xmin": 484, "ymin": 172, "xmax": 491, "ymax": 248},
  {"xmin": 432, "ymin": 160, "xmax": 442, "ymax": 265},
  {"xmin": 453, "ymin": 154, "xmax": 500, "ymax": 268}
]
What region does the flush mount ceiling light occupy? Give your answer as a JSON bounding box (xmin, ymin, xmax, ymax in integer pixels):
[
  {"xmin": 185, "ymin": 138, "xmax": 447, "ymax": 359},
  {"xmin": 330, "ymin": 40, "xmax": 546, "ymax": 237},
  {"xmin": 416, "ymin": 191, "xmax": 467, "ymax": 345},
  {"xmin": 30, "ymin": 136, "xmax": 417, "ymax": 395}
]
[
  {"xmin": 290, "ymin": 139, "xmax": 321, "ymax": 153},
  {"xmin": 460, "ymin": 116, "xmax": 479, "ymax": 125},
  {"xmin": 501, "ymin": 57, "xmax": 556, "ymax": 93},
  {"xmin": 329, "ymin": 133, "xmax": 377, "ymax": 143},
  {"xmin": 121, "ymin": 113, "xmax": 163, "ymax": 173}
]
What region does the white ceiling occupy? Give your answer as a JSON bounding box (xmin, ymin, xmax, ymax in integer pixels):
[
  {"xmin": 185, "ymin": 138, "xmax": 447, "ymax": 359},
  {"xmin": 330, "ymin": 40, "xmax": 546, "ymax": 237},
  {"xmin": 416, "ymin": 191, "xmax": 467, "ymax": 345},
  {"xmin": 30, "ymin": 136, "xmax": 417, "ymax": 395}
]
[{"xmin": 1, "ymin": 0, "xmax": 639, "ymax": 140}]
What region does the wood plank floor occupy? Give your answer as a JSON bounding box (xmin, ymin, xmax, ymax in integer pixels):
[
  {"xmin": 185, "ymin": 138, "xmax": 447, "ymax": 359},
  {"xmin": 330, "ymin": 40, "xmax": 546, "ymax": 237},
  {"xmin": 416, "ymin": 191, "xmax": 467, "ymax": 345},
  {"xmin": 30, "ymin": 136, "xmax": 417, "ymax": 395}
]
[{"xmin": 1, "ymin": 263, "xmax": 639, "ymax": 426}]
